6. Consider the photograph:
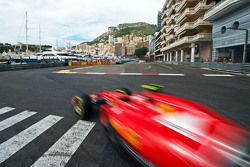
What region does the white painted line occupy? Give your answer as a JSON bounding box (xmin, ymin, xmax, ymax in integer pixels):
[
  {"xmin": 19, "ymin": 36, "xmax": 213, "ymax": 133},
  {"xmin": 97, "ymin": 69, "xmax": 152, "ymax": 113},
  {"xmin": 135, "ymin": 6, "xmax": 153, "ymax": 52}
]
[
  {"xmin": 0, "ymin": 115, "xmax": 63, "ymax": 164},
  {"xmin": 72, "ymin": 68, "xmax": 84, "ymax": 70},
  {"xmin": 31, "ymin": 120, "xmax": 95, "ymax": 167},
  {"xmin": 0, "ymin": 111, "xmax": 37, "ymax": 132},
  {"xmin": 120, "ymin": 73, "xmax": 143, "ymax": 75},
  {"xmin": 83, "ymin": 66, "xmax": 93, "ymax": 69},
  {"xmin": 53, "ymin": 71, "xmax": 186, "ymax": 76},
  {"xmin": 0, "ymin": 107, "xmax": 15, "ymax": 115},
  {"xmin": 72, "ymin": 67, "xmax": 92, "ymax": 70},
  {"xmin": 85, "ymin": 72, "xmax": 106, "ymax": 75},
  {"xmin": 201, "ymin": 67, "xmax": 212, "ymax": 71},
  {"xmin": 159, "ymin": 73, "xmax": 185, "ymax": 76},
  {"xmin": 202, "ymin": 74, "xmax": 234, "ymax": 77}
]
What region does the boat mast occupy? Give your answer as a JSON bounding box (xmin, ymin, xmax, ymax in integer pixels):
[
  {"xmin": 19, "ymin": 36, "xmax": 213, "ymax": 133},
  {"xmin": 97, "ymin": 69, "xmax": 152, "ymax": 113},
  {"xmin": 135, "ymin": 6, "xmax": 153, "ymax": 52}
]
[
  {"xmin": 39, "ymin": 24, "xmax": 42, "ymax": 52},
  {"xmin": 25, "ymin": 11, "xmax": 29, "ymax": 55}
]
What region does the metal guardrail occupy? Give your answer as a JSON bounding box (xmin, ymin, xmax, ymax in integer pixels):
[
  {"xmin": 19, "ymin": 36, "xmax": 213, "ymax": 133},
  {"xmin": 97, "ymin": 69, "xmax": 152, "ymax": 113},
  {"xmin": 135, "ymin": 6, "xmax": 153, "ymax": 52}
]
[
  {"xmin": 164, "ymin": 62, "xmax": 250, "ymax": 74},
  {"xmin": 0, "ymin": 63, "xmax": 65, "ymax": 72}
]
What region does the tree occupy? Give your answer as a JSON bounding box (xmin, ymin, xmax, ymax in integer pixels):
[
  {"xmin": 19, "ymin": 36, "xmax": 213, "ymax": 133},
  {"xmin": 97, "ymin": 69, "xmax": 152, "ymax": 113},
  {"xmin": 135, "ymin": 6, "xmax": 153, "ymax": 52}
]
[{"xmin": 134, "ymin": 47, "xmax": 148, "ymax": 58}]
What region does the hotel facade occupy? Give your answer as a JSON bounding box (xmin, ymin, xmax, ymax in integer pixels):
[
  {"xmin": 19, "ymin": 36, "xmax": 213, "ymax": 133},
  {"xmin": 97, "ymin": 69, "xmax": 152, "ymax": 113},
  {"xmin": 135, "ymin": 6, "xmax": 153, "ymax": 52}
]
[{"xmin": 157, "ymin": 0, "xmax": 215, "ymax": 62}]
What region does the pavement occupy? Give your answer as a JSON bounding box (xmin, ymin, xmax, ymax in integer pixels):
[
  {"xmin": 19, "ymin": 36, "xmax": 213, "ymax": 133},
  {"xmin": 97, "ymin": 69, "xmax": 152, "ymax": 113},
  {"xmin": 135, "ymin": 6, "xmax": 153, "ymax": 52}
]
[{"xmin": 0, "ymin": 63, "xmax": 249, "ymax": 167}]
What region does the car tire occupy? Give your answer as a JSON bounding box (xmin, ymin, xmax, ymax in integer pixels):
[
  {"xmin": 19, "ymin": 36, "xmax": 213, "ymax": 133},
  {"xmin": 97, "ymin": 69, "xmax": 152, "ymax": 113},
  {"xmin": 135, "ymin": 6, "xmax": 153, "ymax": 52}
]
[
  {"xmin": 115, "ymin": 88, "xmax": 132, "ymax": 96},
  {"xmin": 72, "ymin": 94, "xmax": 92, "ymax": 119}
]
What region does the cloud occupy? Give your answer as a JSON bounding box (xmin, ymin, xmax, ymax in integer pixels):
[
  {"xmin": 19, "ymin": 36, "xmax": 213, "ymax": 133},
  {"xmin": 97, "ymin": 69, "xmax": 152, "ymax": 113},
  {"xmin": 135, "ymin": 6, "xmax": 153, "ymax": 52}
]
[{"xmin": 0, "ymin": 0, "xmax": 165, "ymax": 46}]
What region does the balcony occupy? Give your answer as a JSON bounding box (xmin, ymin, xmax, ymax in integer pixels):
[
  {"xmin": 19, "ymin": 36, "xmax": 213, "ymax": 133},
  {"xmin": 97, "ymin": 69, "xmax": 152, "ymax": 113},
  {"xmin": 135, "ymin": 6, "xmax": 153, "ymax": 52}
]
[
  {"xmin": 161, "ymin": 36, "xmax": 193, "ymax": 51},
  {"xmin": 173, "ymin": 24, "xmax": 180, "ymax": 33},
  {"xmin": 176, "ymin": 1, "xmax": 212, "ymax": 24},
  {"xmin": 161, "ymin": 25, "xmax": 167, "ymax": 33},
  {"xmin": 155, "ymin": 41, "xmax": 162, "ymax": 48},
  {"xmin": 204, "ymin": 0, "xmax": 246, "ymax": 21},
  {"xmin": 166, "ymin": 0, "xmax": 174, "ymax": 9},
  {"xmin": 176, "ymin": 0, "xmax": 197, "ymax": 13},
  {"xmin": 166, "ymin": 24, "xmax": 174, "ymax": 34},
  {"xmin": 192, "ymin": 33, "xmax": 211, "ymax": 42},
  {"xmin": 167, "ymin": 14, "xmax": 175, "ymax": 25},
  {"xmin": 176, "ymin": 18, "xmax": 212, "ymax": 35},
  {"xmin": 176, "ymin": 8, "xmax": 193, "ymax": 24},
  {"xmin": 165, "ymin": 34, "xmax": 175, "ymax": 42},
  {"xmin": 161, "ymin": 18, "xmax": 167, "ymax": 27},
  {"xmin": 176, "ymin": 22, "xmax": 193, "ymax": 35},
  {"xmin": 175, "ymin": 1, "xmax": 181, "ymax": 10},
  {"xmin": 161, "ymin": 33, "xmax": 167, "ymax": 40},
  {"xmin": 161, "ymin": 10, "xmax": 167, "ymax": 20},
  {"xmin": 161, "ymin": 33, "xmax": 211, "ymax": 52},
  {"xmin": 168, "ymin": 4, "xmax": 176, "ymax": 16},
  {"xmin": 155, "ymin": 48, "xmax": 162, "ymax": 53}
]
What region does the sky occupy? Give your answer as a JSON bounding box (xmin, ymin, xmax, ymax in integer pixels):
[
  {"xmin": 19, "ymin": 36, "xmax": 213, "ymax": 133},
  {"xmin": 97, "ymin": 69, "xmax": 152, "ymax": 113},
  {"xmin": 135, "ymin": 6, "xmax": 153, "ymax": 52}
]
[{"xmin": 0, "ymin": 0, "xmax": 165, "ymax": 47}]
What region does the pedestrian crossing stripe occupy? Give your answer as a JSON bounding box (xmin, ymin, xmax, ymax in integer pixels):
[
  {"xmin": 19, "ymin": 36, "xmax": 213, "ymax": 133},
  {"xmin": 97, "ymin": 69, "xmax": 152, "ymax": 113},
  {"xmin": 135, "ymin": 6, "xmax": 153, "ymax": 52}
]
[
  {"xmin": 32, "ymin": 121, "xmax": 95, "ymax": 167},
  {"xmin": 0, "ymin": 110, "xmax": 37, "ymax": 132},
  {"xmin": 0, "ymin": 106, "xmax": 95, "ymax": 166},
  {"xmin": 0, "ymin": 115, "xmax": 63, "ymax": 164},
  {"xmin": 0, "ymin": 107, "xmax": 15, "ymax": 115}
]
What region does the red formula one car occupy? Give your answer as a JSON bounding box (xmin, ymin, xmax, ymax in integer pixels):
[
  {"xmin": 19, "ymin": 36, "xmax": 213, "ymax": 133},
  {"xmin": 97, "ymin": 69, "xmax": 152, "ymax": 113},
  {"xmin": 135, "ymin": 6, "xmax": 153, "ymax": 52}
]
[{"xmin": 71, "ymin": 84, "xmax": 249, "ymax": 167}]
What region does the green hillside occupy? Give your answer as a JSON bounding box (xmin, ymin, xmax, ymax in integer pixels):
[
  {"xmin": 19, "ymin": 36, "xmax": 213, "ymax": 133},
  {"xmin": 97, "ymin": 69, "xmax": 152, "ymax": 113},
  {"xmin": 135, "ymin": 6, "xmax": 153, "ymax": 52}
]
[
  {"xmin": 88, "ymin": 22, "xmax": 157, "ymax": 45},
  {"xmin": 115, "ymin": 22, "xmax": 157, "ymax": 37}
]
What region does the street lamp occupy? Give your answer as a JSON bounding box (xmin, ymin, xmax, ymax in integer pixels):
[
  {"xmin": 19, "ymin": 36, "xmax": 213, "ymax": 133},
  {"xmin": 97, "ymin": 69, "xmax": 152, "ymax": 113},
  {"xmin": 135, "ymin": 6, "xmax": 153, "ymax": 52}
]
[{"xmin": 221, "ymin": 21, "xmax": 248, "ymax": 63}]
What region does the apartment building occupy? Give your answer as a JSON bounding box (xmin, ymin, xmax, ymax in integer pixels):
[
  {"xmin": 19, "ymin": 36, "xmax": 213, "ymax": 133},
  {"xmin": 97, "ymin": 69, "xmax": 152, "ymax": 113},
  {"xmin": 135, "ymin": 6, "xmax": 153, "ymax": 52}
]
[
  {"xmin": 204, "ymin": 0, "xmax": 250, "ymax": 63},
  {"xmin": 154, "ymin": 31, "xmax": 164, "ymax": 61},
  {"xmin": 160, "ymin": 0, "xmax": 215, "ymax": 63},
  {"xmin": 115, "ymin": 43, "xmax": 123, "ymax": 56},
  {"xmin": 157, "ymin": 11, "xmax": 163, "ymax": 30}
]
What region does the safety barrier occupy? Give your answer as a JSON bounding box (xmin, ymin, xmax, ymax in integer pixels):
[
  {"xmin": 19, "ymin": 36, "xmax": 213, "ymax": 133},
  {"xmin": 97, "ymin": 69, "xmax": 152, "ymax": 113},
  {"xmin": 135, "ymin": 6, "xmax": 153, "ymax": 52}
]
[
  {"xmin": 68, "ymin": 61, "xmax": 113, "ymax": 66},
  {"xmin": 164, "ymin": 62, "xmax": 250, "ymax": 74},
  {"xmin": 0, "ymin": 63, "xmax": 65, "ymax": 72}
]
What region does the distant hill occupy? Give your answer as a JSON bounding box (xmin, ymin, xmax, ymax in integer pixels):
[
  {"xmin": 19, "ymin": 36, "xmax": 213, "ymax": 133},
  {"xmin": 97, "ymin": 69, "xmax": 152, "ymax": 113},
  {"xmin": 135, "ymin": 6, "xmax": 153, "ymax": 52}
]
[{"xmin": 86, "ymin": 22, "xmax": 157, "ymax": 45}]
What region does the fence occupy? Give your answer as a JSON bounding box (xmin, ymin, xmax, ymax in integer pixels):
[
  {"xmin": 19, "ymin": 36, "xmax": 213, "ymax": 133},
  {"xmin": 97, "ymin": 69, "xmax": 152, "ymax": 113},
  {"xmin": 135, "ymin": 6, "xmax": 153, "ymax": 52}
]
[{"xmin": 164, "ymin": 62, "xmax": 250, "ymax": 74}]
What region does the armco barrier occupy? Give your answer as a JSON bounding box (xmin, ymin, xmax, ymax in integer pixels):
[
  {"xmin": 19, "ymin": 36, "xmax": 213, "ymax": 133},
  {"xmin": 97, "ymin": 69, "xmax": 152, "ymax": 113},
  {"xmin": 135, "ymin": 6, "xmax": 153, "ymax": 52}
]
[
  {"xmin": 0, "ymin": 63, "xmax": 65, "ymax": 72},
  {"xmin": 68, "ymin": 61, "xmax": 112, "ymax": 66},
  {"xmin": 165, "ymin": 62, "xmax": 250, "ymax": 74}
]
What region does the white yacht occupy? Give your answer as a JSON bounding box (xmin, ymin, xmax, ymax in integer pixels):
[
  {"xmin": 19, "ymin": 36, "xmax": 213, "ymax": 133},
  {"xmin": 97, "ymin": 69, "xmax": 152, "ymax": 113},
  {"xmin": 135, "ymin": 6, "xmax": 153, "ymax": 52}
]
[{"xmin": 41, "ymin": 50, "xmax": 78, "ymax": 62}]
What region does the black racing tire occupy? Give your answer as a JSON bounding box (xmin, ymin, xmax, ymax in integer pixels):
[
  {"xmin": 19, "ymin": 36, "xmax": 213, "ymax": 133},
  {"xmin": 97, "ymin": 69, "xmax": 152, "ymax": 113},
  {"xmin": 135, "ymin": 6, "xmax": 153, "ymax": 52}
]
[
  {"xmin": 72, "ymin": 94, "xmax": 92, "ymax": 119},
  {"xmin": 115, "ymin": 88, "xmax": 132, "ymax": 96}
]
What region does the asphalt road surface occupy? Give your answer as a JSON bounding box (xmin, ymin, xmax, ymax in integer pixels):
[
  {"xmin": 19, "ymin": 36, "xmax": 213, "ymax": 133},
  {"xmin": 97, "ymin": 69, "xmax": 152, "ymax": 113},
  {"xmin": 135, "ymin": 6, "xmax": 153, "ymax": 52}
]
[{"xmin": 0, "ymin": 63, "xmax": 249, "ymax": 167}]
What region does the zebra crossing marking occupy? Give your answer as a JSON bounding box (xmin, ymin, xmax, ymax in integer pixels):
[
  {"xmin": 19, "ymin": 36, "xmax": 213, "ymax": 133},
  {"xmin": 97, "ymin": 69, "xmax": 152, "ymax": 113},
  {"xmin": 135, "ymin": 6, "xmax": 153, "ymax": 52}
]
[
  {"xmin": 0, "ymin": 111, "xmax": 37, "ymax": 132},
  {"xmin": 0, "ymin": 107, "xmax": 15, "ymax": 115},
  {"xmin": 0, "ymin": 115, "xmax": 63, "ymax": 164},
  {"xmin": 31, "ymin": 120, "xmax": 95, "ymax": 167},
  {"xmin": 0, "ymin": 106, "xmax": 96, "ymax": 166}
]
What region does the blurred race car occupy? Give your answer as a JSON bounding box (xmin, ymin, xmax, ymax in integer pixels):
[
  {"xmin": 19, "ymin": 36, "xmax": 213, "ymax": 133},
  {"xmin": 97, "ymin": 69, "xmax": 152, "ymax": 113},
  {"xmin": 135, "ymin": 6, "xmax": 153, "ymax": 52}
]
[{"xmin": 71, "ymin": 84, "xmax": 249, "ymax": 167}]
